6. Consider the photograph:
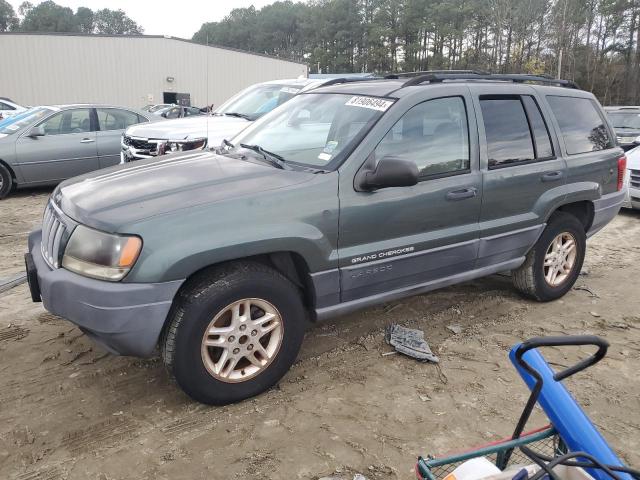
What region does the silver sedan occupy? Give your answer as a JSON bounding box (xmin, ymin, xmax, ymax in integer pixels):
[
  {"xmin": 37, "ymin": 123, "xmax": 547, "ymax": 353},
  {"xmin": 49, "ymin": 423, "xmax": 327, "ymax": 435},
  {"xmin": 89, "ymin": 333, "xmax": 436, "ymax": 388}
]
[{"xmin": 0, "ymin": 104, "xmax": 162, "ymax": 199}]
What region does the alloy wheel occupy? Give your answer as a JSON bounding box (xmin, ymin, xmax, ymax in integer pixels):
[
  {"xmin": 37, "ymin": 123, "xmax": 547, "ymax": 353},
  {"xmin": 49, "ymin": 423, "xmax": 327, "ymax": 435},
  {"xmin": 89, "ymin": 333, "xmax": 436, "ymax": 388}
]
[
  {"xmin": 543, "ymin": 232, "xmax": 577, "ymax": 287},
  {"xmin": 201, "ymin": 298, "xmax": 284, "ymax": 383}
]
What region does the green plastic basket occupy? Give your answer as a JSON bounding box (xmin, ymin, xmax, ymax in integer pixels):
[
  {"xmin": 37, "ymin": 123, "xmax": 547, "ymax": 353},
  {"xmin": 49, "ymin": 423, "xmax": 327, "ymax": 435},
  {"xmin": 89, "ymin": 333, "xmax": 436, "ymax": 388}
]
[{"xmin": 416, "ymin": 426, "xmax": 563, "ymax": 480}]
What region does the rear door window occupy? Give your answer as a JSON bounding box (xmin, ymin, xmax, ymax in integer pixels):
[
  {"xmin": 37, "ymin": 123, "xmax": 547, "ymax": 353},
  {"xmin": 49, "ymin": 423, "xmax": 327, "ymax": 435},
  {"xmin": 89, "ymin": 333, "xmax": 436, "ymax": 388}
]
[
  {"xmin": 97, "ymin": 108, "xmax": 141, "ymax": 131},
  {"xmin": 522, "ymin": 96, "xmax": 554, "ymax": 159},
  {"xmin": 547, "ymin": 96, "xmax": 613, "ymax": 154},
  {"xmin": 480, "ymin": 97, "xmax": 534, "ymax": 168}
]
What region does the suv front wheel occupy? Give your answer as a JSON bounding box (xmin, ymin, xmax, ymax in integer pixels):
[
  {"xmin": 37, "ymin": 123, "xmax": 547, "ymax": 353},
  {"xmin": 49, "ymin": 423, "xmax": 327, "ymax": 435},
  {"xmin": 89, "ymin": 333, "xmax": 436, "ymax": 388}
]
[
  {"xmin": 512, "ymin": 211, "xmax": 586, "ymax": 302},
  {"xmin": 162, "ymin": 262, "xmax": 307, "ymax": 405}
]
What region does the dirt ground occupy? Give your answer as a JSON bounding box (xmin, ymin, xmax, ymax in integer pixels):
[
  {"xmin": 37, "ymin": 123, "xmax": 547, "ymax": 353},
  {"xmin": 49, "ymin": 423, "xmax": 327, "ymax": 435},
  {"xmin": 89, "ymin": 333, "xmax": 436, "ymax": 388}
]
[{"xmin": 1, "ymin": 187, "xmax": 639, "ymax": 480}]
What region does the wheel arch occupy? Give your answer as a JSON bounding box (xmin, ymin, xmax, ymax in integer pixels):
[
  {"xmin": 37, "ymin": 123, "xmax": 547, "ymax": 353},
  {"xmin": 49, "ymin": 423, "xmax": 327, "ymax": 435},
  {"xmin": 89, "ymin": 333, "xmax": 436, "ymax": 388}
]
[
  {"xmin": 0, "ymin": 158, "xmax": 17, "ymax": 182},
  {"xmin": 548, "ymin": 200, "xmax": 595, "ymax": 232},
  {"xmin": 171, "ymin": 251, "xmax": 316, "ymax": 311}
]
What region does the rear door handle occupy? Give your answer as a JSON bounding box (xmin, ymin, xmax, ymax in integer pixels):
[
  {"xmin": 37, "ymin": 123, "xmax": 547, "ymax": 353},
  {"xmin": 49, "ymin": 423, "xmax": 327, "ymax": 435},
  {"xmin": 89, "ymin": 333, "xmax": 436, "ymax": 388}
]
[
  {"xmin": 541, "ymin": 171, "xmax": 563, "ymax": 182},
  {"xmin": 80, "ymin": 138, "xmax": 95, "ymax": 144},
  {"xmin": 446, "ymin": 187, "xmax": 477, "ymax": 201}
]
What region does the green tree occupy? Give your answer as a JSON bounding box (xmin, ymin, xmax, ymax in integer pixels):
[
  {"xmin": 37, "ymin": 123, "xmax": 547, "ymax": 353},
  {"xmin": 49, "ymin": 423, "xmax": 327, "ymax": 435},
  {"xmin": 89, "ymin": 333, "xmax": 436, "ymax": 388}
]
[
  {"xmin": 75, "ymin": 6, "xmax": 93, "ymax": 33},
  {"xmin": 0, "ymin": 0, "xmax": 18, "ymax": 31},
  {"xmin": 20, "ymin": 0, "xmax": 76, "ymax": 32},
  {"xmin": 92, "ymin": 8, "xmax": 143, "ymax": 35}
]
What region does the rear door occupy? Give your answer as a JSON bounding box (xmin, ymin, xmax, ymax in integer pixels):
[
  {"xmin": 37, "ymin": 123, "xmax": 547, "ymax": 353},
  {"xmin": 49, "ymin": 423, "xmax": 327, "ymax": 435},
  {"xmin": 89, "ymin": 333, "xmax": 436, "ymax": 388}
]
[
  {"xmin": 338, "ymin": 88, "xmax": 483, "ymax": 302},
  {"xmin": 15, "ymin": 108, "xmax": 98, "ymax": 184},
  {"xmin": 96, "ymin": 108, "xmax": 148, "ymax": 168},
  {"xmin": 470, "ymin": 86, "xmax": 567, "ymax": 267}
]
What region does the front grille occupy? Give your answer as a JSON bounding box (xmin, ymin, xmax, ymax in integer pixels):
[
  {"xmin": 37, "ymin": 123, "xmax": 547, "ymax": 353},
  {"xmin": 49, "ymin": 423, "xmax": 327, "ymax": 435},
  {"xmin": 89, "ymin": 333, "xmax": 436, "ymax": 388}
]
[
  {"xmin": 631, "ymin": 169, "xmax": 640, "ymax": 189},
  {"xmin": 41, "ymin": 203, "xmax": 68, "ymax": 269},
  {"xmin": 122, "ymin": 135, "xmax": 157, "ymax": 153}
]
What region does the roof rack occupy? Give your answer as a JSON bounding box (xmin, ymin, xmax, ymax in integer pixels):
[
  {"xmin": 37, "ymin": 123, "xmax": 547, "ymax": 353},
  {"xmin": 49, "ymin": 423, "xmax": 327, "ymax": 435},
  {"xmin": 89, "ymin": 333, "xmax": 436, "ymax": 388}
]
[
  {"xmin": 384, "ymin": 70, "xmax": 490, "ymax": 79},
  {"xmin": 316, "ymin": 76, "xmax": 381, "ymax": 88},
  {"xmin": 389, "ymin": 71, "xmax": 580, "ymax": 89}
]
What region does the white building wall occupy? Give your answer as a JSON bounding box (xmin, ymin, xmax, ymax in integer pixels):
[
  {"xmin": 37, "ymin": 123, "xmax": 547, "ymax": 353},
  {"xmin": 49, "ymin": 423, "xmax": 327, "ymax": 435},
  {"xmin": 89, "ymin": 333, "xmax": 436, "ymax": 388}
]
[{"xmin": 0, "ymin": 33, "xmax": 308, "ymax": 109}]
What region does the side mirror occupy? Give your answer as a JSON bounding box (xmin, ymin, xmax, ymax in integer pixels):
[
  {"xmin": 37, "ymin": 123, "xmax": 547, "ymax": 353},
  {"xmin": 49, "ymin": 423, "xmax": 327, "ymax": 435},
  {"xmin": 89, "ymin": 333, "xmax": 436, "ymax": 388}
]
[
  {"xmin": 361, "ymin": 156, "xmax": 419, "ymax": 191},
  {"xmin": 27, "ymin": 126, "xmax": 45, "ymax": 138}
]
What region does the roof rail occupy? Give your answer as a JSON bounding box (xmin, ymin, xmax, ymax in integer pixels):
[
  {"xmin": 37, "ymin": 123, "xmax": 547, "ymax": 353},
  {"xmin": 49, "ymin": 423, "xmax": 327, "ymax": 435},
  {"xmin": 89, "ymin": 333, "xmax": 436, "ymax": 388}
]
[
  {"xmin": 384, "ymin": 70, "xmax": 489, "ymax": 79},
  {"xmin": 315, "ymin": 76, "xmax": 381, "ymax": 88},
  {"xmin": 396, "ymin": 72, "xmax": 580, "ymax": 89}
]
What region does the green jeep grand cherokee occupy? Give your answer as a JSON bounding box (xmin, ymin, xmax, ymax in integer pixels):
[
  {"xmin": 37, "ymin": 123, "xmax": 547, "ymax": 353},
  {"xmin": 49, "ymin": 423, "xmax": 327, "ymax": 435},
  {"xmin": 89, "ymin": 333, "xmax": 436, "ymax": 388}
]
[{"xmin": 26, "ymin": 73, "xmax": 627, "ymax": 405}]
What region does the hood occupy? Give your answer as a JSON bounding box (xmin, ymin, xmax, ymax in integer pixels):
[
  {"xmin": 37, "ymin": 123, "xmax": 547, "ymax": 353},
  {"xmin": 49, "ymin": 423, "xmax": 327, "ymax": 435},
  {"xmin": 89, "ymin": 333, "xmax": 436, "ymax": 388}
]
[
  {"xmin": 56, "ymin": 151, "xmax": 314, "ymax": 231},
  {"xmin": 125, "ymin": 115, "xmax": 251, "ymax": 146}
]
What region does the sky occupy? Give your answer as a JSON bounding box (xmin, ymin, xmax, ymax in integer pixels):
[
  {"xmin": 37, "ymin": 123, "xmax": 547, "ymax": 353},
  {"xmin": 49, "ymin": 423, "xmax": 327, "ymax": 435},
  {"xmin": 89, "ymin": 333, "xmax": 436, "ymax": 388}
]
[{"xmin": 8, "ymin": 0, "xmax": 289, "ymax": 39}]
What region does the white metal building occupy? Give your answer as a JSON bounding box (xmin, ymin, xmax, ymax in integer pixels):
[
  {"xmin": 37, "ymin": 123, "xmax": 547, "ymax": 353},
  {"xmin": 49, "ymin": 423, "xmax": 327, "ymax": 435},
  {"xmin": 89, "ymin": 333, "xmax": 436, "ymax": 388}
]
[{"xmin": 0, "ymin": 33, "xmax": 308, "ymax": 109}]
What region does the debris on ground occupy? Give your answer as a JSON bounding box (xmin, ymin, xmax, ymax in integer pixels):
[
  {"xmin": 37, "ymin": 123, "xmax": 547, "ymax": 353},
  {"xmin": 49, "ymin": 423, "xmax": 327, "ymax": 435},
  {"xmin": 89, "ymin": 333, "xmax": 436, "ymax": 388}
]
[
  {"xmin": 385, "ymin": 324, "xmax": 439, "ymax": 363},
  {"xmin": 447, "ymin": 324, "xmax": 463, "ymax": 335}
]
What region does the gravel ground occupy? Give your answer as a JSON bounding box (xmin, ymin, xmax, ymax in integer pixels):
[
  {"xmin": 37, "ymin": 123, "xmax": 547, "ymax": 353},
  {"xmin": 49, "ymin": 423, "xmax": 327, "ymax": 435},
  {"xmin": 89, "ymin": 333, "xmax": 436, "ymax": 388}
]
[{"xmin": 1, "ymin": 188, "xmax": 639, "ymax": 480}]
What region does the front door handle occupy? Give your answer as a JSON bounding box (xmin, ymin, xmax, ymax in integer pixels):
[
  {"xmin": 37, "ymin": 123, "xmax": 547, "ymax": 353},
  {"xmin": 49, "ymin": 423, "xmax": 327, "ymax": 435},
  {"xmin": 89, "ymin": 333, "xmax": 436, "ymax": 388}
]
[
  {"xmin": 446, "ymin": 187, "xmax": 477, "ymax": 201},
  {"xmin": 80, "ymin": 138, "xmax": 95, "ymax": 144},
  {"xmin": 541, "ymin": 171, "xmax": 563, "ymax": 182}
]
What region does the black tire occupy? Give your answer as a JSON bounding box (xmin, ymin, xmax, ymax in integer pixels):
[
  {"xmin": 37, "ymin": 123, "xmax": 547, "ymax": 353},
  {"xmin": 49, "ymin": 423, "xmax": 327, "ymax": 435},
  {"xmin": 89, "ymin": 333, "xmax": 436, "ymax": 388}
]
[
  {"xmin": 162, "ymin": 261, "xmax": 307, "ymax": 405},
  {"xmin": 0, "ymin": 163, "xmax": 13, "ymax": 199},
  {"xmin": 512, "ymin": 212, "xmax": 586, "ymax": 302}
]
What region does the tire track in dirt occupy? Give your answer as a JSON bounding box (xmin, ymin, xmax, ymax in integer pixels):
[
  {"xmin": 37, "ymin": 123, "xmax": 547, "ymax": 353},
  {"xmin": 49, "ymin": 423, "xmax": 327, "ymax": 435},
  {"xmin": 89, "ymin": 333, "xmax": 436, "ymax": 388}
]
[
  {"xmin": 0, "ymin": 326, "xmax": 29, "ymax": 342},
  {"xmin": 59, "ymin": 416, "xmax": 142, "ymax": 455}
]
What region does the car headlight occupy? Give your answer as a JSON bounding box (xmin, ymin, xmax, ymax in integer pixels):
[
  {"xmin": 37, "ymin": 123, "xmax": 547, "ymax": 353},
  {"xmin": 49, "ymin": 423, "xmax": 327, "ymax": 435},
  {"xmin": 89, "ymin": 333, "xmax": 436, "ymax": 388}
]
[
  {"xmin": 158, "ymin": 138, "xmax": 207, "ymax": 155},
  {"xmin": 62, "ymin": 225, "xmax": 142, "ymax": 281},
  {"xmin": 635, "ymin": 135, "xmax": 640, "ymax": 144}
]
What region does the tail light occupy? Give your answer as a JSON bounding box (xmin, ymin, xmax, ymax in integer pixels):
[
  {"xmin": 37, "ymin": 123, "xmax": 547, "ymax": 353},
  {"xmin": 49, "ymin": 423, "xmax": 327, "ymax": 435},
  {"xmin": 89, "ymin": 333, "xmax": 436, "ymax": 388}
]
[{"xmin": 618, "ymin": 156, "xmax": 627, "ymax": 191}]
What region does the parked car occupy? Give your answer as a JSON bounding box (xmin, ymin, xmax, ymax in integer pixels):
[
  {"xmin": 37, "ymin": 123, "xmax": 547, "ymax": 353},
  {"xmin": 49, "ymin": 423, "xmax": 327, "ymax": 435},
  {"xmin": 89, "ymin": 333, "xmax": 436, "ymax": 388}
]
[
  {"xmin": 623, "ymin": 145, "xmax": 640, "ymax": 210},
  {"xmin": 0, "ymin": 97, "xmax": 25, "ymax": 120},
  {"xmin": 121, "ymin": 77, "xmax": 352, "ymax": 162},
  {"xmin": 142, "ymin": 103, "xmax": 173, "ymax": 113},
  {"xmin": 26, "ymin": 73, "xmax": 626, "ymax": 405},
  {"xmin": 605, "ymin": 106, "xmax": 640, "ymax": 151},
  {"xmin": 152, "ymin": 105, "xmax": 204, "ymax": 119},
  {"xmin": 0, "ymin": 104, "xmax": 161, "ymax": 199}
]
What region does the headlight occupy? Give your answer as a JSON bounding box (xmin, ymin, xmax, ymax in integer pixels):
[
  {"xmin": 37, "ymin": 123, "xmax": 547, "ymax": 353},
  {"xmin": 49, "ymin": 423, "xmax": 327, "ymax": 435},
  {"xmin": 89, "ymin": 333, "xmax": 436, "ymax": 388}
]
[
  {"xmin": 158, "ymin": 138, "xmax": 207, "ymax": 155},
  {"xmin": 635, "ymin": 135, "xmax": 640, "ymax": 144},
  {"xmin": 62, "ymin": 225, "xmax": 142, "ymax": 281}
]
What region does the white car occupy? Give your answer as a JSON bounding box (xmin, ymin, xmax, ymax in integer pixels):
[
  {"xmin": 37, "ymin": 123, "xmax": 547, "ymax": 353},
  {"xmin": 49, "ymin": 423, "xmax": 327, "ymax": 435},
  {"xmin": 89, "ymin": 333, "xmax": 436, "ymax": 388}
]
[
  {"xmin": 120, "ymin": 77, "xmax": 357, "ymax": 162},
  {"xmin": 0, "ymin": 97, "xmax": 25, "ymax": 120},
  {"xmin": 624, "ymin": 146, "xmax": 640, "ymax": 210}
]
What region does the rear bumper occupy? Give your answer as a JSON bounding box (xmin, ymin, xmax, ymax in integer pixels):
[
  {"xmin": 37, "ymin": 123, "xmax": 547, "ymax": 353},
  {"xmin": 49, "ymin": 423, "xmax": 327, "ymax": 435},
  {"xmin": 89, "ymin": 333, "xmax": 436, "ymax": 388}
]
[
  {"xmin": 587, "ymin": 190, "xmax": 626, "ymax": 237},
  {"xmin": 27, "ymin": 230, "xmax": 183, "ymax": 357}
]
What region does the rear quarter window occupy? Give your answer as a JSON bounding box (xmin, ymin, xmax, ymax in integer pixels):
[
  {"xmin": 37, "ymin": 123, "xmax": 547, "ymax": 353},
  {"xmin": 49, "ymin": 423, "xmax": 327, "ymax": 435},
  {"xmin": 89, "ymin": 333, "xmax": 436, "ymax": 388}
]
[{"xmin": 547, "ymin": 96, "xmax": 613, "ymax": 155}]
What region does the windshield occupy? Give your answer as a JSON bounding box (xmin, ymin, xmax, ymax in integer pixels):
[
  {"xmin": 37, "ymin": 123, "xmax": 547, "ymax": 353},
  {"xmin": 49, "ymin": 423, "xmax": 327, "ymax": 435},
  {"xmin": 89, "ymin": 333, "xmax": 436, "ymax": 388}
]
[
  {"xmin": 609, "ymin": 112, "xmax": 640, "ymax": 129},
  {"xmin": 215, "ymin": 83, "xmax": 303, "ymax": 121},
  {"xmin": 225, "ymin": 93, "xmax": 393, "ymax": 169},
  {"xmin": 0, "ymin": 107, "xmax": 55, "ymax": 135}
]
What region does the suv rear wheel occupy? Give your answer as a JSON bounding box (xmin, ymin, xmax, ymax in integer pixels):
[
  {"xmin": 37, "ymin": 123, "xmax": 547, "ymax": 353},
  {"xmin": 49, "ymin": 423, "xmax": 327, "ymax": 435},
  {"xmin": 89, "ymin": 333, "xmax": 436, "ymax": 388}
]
[
  {"xmin": 162, "ymin": 261, "xmax": 306, "ymax": 405},
  {"xmin": 512, "ymin": 212, "xmax": 586, "ymax": 301}
]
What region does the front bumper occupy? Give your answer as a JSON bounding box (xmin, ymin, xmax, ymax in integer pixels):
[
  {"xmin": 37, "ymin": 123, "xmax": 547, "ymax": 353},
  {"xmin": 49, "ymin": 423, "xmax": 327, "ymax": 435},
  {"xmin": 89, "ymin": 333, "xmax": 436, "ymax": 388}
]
[
  {"xmin": 587, "ymin": 190, "xmax": 626, "ymax": 237},
  {"xmin": 27, "ymin": 230, "xmax": 183, "ymax": 357}
]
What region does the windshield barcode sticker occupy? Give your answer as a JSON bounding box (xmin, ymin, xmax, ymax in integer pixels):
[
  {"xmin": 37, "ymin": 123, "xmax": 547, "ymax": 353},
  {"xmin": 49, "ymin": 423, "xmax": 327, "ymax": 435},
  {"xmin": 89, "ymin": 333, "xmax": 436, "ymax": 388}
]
[
  {"xmin": 345, "ymin": 96, "xmax": 394, "ymax": 112},
  {"xmin": 280, "ymin": 87, "xmax": 300, "ymax": 94}
]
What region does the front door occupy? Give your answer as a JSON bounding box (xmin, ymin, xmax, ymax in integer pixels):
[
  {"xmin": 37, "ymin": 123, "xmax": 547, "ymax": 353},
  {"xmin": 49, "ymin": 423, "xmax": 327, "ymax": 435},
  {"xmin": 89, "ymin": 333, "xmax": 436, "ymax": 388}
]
[
  {"xmin": 469, "ymin": 86, "xmax": 567, "ymax": 268},
  {"xmin": 15, "ymin": 108, "xmax": 98, "ymax": 184},
  {"xmin": 338, "ymin": 91, "xmax": 482, "ymax": 303}
]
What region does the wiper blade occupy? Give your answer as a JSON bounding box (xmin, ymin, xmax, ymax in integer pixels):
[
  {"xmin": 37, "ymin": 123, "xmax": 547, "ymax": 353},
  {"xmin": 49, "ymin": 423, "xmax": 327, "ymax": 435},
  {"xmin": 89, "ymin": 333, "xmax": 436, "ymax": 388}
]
[
  {"xmin": 223, "ymin": 112, "xmax": 252, "ymax": 120},
  {"xmin": 240, "ymin": 143, "xmax": 286, "ymax": 169}
]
